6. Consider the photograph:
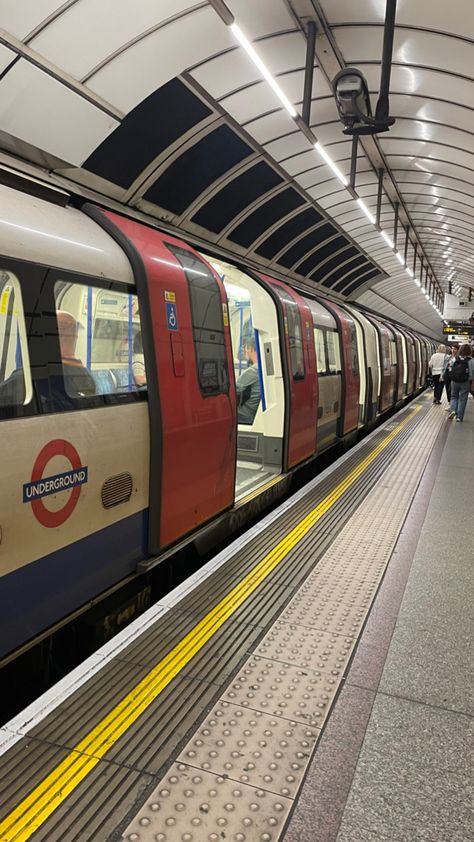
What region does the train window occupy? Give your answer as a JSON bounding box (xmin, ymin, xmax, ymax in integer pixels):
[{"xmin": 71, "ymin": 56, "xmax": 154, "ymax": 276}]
[
  {"xmin": 390, "ymin": 340, "xmax": 397, "ymax": 365},
  {"xmin": 326, "ymin": 330, "xmax": 341, "ymax": 374},
  {"xmin": 382, "ymin": 333, "xmax": 391, "ymax": 370},
  {"xmin": 315, "ymin": 329, "xmax": 327, "ymax": 374},
  {"xmin": 284, "ymin": 299, "xmax": 305, "ymax": 381},
  {"xmin": 54, "ymin": 283, "xmax": 144, "ymax": 398},
  {"xmin": 166, "ymin": 244, "xmax": 229, "ymax": 397},
  {"xmin": 349, "ymin": 322, "xmax": 359, "ymax": 375},
  {"xmin": 0, "ymin": 270, "xmax": 32, "ymax": 408}
]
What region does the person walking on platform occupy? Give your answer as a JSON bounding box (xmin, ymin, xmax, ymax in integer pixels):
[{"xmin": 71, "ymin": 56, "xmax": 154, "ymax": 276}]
[
  {"xmin": 441, "ymin": 343, "xmax": 459, "ymax": 407},
  {"xmin": 447, "ymin": 344, "xmax": 474, "ymax": 422},
  {"xmin": 428, "ymin": 344, "xmax": 447, "ymax": 404}
]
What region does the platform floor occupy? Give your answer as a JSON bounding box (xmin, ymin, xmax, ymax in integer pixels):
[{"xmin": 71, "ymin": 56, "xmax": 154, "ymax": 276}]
[
  {"xmin": 285, "ymin": 398, "xmax": 474, "ymax": 842},
  {"xmin": 0, "ymin": 393, "xmax": 471, "ymax": 841}
]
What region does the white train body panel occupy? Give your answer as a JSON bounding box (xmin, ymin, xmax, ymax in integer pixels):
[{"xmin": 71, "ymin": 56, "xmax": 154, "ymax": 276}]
[
  {"xmin": 0, "ymin": 184, "xmax": 133, "ymax": 281},
  {"xmin": 1, "ymin": 403, "xmax": 149, "ymax": 578}
]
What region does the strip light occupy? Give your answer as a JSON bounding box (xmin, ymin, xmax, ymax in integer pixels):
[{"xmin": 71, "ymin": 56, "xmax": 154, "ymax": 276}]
[
  {"xmin": 211, "ymin": 3, "xmax": 443, "ymax": 311},
  {"xmin": 230, "ymin": 23, "xmax": 297, "ymax": 117},
  {"xmin": 357, "ymin": 198, "xmax": 376, "ymax": 224},
  {"xmin": 315, "ymin": 142, "xmax": 349, "ymax": 186},
  {"xmin": 380, "ymin": 230, "xmax": 394, "ymax": 249}
]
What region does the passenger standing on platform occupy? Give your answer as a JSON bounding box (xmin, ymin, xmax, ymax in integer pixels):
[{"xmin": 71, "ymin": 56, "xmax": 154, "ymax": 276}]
[
  {"xmin": 447, "ymin": 344, "xmax": 474, "ymax": 421},
  {"xmin": 441, "ymin": 343, "xmax": 459, "ymax": 407},
  {"xmin": 428, "ymin": 344, "xmax": 447, "ymax": 404},
  {"xmin": 236, "ymin": 336, "xmax": 261, "ymax": 425}
]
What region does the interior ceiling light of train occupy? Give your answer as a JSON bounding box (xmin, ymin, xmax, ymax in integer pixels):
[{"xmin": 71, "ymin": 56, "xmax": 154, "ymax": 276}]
[{"xmin": 0, "ymin": 1, "xmax": 471, "ymax": 337}]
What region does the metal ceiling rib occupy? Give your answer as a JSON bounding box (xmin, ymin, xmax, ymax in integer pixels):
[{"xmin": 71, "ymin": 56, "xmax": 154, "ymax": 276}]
[{"xmin": 0, "ymin": 0, "xmax": 471, "ymax": 331}]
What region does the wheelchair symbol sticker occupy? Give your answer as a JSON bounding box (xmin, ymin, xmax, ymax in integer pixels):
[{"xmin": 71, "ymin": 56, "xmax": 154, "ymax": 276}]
[{"xmin": 166, "ymin": 302, "xmax": 178, "ymax": 331}]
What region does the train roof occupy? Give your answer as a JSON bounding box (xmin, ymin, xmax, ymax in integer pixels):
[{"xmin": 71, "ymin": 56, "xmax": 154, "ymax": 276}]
[{"xmin": 0, "ymin": 185, "xmax": 133, "ymax": 283}]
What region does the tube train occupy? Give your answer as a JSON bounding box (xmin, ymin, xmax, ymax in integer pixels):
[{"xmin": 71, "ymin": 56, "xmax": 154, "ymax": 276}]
[{"xmin": 0, "ymin": 181, "xmax": 435, "ymax": 663}]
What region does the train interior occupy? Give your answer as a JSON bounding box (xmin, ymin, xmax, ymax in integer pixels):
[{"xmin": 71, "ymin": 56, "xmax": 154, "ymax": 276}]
[
  {"xmin": 0, "ymin": 269, "xmax": 32, "ymax": 407},
  {"xmin": 203, "ymin": 254, "xmax": 285, "ymax": 500},
  {"xmin": 55, "ymin": 281, "xmax": 142, "ymax": 398}
]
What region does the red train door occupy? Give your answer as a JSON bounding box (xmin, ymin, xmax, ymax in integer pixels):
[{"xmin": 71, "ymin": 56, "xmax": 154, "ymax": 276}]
[
  {"xmin": 102, "ymin": 210, "xmax": 236, "ymax": 552},
  {"xmin": 368, "ymin": 316, "xmax": 392, "ymax": 412},
  {"xmin": 322, "ymin": 300, "xmax": 360, "ymax": 435},
  {"xmin": 393, "ymin": 327, "xmax": 405, "ymax": 401},
  {"xmin": 259, "ymin": 275, "xmax": 318, "ymax": 469}
]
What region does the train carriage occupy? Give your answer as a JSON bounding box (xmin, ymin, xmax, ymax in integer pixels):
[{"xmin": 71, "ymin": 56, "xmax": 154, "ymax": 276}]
[{"xmin": 0, "ymin": 183, "xmax": 434, "ymax": 663}]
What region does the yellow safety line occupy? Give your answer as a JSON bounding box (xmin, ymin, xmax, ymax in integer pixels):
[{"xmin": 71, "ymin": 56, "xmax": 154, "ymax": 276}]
[{"xmin": 0, "ymin": 405, "xmax": 421, "ymax": 841}]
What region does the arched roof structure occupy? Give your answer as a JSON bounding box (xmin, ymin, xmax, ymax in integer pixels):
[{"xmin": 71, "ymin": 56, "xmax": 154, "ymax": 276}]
[{"xmin": 0, "ymin": 0, "xmax": 472, "ymax": 336}]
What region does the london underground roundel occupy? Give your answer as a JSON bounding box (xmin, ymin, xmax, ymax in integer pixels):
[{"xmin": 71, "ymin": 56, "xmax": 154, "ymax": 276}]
[{"xmin": 23, "ymin": 439, "xmax": 88, "ymax": 528}]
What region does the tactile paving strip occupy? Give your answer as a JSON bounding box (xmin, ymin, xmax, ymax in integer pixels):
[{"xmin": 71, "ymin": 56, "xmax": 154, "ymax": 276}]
[
  {"xmin": 123, "ymin": 406, "xmax": 446, "ymax": 841},
  {"xmin": 124, "ymin": 763, "xmax": 292, "ymax": 842},
  {"xmin": 280, "ymin": 595, "xmax": 368, "ymax": 637},
  {"xmin": 177, "ymin": 700, "xmax": 319, "ymax": 798},
  {"xmin": 255, "ymin": 623, "xmax": 355, "ymax": 675},
  {"xmin": 222, "ymin": 656, "xmax": 340, "ymax": 728}
]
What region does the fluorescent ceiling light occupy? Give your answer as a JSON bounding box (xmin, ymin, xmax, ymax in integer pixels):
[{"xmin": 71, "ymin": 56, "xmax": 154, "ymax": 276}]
[
  {"xmin": 421, "ymin": 286, "xmax": 426, "ymax": 293},
  {"xmin": 406, "ymin": 267, "xmax": 414, "ymax": 278},
  {"xmin": 380, "ymin": 230, "xmax": 394, "ymax": 248},
  {"xmin": 356, "ymin": 197, "xmax": 375, "ymax": 224},
  {"xmin": 395, "ymin": 251, "xmax": 404, "ymax": 264},
  {"xmin": 314, "ymin": 142, "xmax": 349, "ymax": 186},
  {"xmin": 414, "ymin": 278, "xmax": 421, "ymax": 286},
  {"xmin": 230, "ymin": 23, "xmax": 297, "ymax": 117}
]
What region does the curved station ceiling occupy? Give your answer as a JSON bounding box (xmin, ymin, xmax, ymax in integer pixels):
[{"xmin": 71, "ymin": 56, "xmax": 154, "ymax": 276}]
[{"xmin": 0, "ymin": 0, "xmax": 472, "ymax": 337}]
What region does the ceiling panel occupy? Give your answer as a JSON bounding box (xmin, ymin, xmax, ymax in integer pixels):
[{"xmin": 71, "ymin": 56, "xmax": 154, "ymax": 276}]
[
  {"xmin": 86, "ymin": 6, "xmax": 234, "ymax": 112},
  {"xmin": 228, "ymin": 0, "xmax": 296, "ymax": 38},
  {"xmin": 0, "ymin": 44, "xmax": 16, "ymax": 73},
  {"xmin": 28, "ymin": 0, "xmax": 198, "ymax": 81},
  {"xmin": 0, "ymin": 59, "xmax": 118, "ymax": 165},
  {"xmin": 191, "ymin": 31, "xmax": 304, "ymax": 99},
  {"xmin": 319, "ymin": 0, "xmax": 474, "ymax": 40},
  {"xmin": 334, "ymin": 25, "xmax": 473, "ymax": 79},
  {"xmin": 0, "ymin": 0, "xmax": 65, "ymax": 40}
]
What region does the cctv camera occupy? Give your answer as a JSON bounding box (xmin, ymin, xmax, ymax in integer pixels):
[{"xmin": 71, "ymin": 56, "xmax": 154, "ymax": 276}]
[
  {"xmin": 332, "ymin": 68, "xmax": 372, "ymax": 131},
  {"xmin": 332, "ymin": 67, "xmax": 395, "ymax": 136}
]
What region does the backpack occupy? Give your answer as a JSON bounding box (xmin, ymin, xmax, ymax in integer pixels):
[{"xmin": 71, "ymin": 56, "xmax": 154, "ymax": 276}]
[{"xmin": 450, "ymin": 357, "xmax": 469, "ymax": 383}]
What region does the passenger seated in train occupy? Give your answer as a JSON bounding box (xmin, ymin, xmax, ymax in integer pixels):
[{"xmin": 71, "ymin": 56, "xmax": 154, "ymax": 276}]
[
  {"xmin": 236, "ymin": 336, "xmax": 261, "ymax": 425},
  {"xmin": 132, "ymin": 331, "xmax": 146, "ymax": 387},
  {"xmin": 57, "ymin": 310, "xmax": 96, "ymax": 398}
]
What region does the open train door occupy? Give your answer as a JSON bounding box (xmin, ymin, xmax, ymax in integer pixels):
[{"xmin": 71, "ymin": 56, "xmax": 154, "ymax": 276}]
[
  {"xmin": 259, "ymin": 275, "xmax": 318, "ymax": 469},
  {"xmin": 322, "ymin": 300, "xmax": 360, "ymax": 436},
  {"xmin": 93, "ymin": 208, "xmax": 237, "ymax": 554}
]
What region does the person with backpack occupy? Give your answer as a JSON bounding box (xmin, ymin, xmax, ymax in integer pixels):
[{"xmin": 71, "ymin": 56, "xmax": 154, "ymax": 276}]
[
  {"xmin": 441, "ymin": 343, "xmax": 459, "ymax": 406},
  {"xmin": 447, "ymin": 344, "xmax": 474, "ymax": 421}
]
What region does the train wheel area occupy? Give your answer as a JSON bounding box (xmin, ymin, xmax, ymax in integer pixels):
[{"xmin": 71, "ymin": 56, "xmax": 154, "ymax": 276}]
[{"xmin": 0, "ymin": 391, "xmax": 470, "ymax": 842}]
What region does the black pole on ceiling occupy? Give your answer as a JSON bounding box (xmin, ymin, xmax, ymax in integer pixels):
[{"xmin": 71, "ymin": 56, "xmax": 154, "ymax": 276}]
[
  {"xmin": 404, "ymin": 226, "xmax": 409, "ymax": 263},
  {"xmin": 349, "ymin": 135, "xmax": 358, "ymax": 190},
  {"xmin": 413, "ymin": 243, "xmax": 417, "ymax": 275},
  {"xmin": 376, "ymin": 169, "xmax": 383, "ymax": 226},
  {"xmin": 393, "ymin": 202, "xmax": 399, "ymax": 250},
  {"xmin": 375, "ymin": 0, "xmax": 398, "ymax": 123},
  {"xmin": 302, "ymin": 21, "xmax": 317, "ymax": 127}
]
